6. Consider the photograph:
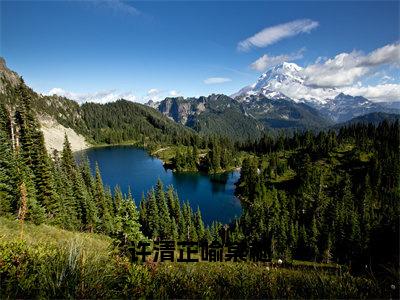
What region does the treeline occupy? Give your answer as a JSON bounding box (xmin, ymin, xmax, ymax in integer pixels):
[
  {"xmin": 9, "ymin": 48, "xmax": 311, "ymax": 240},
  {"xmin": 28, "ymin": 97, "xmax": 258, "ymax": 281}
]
[
  {"xmin": 234, "ymin": 121, "xmax": 399, "ymax": 270},
  {"xmin": 172, "ymin": 137, "xmax": 239, "ymax": 173},
  {"xmin": 236, "ymin": 129, "xmax": 338, "ymax": 156},
  {"xmin": 81, "ymin": 100, "xmax": 197, "ymax": 147},
  {"xmin": 0, "ymin": 84, "xmax": 143, "ymax": 243},
  {"xmin": 138, "ymin": 180, "xmax": 224, "ymax": 242}
]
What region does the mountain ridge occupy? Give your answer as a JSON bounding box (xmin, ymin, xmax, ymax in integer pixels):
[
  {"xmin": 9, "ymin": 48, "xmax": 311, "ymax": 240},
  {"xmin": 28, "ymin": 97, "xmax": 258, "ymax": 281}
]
[
  {"xmin": 0, "ymin": 59, "xmax": 197, "ymax": 152},
  {"xmin": 1, "ymin": 57, "xmax": 399, "ymax": 145},
  {"xmin": 232, "ymin": 62, "xmax": 399, "ymax": 122}
]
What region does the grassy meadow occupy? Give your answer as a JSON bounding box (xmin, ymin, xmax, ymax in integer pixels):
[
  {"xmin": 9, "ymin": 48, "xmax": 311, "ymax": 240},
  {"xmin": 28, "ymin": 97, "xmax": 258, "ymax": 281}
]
[{"xmin": 0, "ymin": 217, "xmax": 388, "ymax": 299}]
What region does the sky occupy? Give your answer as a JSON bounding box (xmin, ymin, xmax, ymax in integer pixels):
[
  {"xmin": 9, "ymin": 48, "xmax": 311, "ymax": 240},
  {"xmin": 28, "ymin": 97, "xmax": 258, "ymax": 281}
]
[{"xmin": 1, "ymin": 0, "xmax": 399, "ymax": 103}]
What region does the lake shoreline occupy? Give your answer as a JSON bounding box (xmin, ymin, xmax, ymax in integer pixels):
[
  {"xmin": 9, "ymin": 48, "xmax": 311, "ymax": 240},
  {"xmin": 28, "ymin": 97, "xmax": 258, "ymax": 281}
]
[
  {"xmin": 75, "ymin": 142, "xmax": 242, "ymax": 176},
  {"xmin": 74, "ymin": 146, "xmax": 242, "ymax": 225}
]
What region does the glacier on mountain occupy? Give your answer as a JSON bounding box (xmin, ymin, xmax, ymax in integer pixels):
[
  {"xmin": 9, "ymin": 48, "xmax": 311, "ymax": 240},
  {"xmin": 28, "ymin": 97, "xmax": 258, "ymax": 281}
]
[{"xmin": 233, "ymin": 62, "xmax": 342, "ymax": 104}]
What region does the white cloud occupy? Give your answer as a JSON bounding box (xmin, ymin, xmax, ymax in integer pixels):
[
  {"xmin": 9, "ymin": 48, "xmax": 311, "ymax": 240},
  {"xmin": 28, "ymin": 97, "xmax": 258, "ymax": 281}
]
[
  {"xmin": 169, "ymin": 90, "xmax": 181, "ymax": 97},
  {"xmin": 238, "ymin": 19, "xmax": 318, "ymax": 52},
  {"xmin": 261, "ymin": 79, "xmax": 400, "ymax": 103},
  {"xmin": 363, "ymin": 43, "xmax": 400, "ymax": 67},
  {"xmin": 243, "ymin": 43, "xmax": 400, "ymax": 102},
  {"xmin": 143, "ymin": 88, "xmax": 183, "ymax": 101},
  {"xmin": 381, "ymin": 75, "xmax": 394, "ymax": 83},
  {"xmin": 147, "ymin": 88, "xmax": 161, "ymax": 96},
  {"xmin": 46, "ymin": 88, "xmax": 137, "ymax": 104},
  {"xmin": 341, "ymin": 83, "xmax": 400, "ymax": 102},
  {"xmin": 203, "ymin": 77, "xmax": 232, "ymax": 84},
  {"xmin": 303, "ymin": 43, "xmax": 400, "ymax": 88},
  {"xmin": 251, "ymin": 48, "xmax": 305, "ymax": 71},
  {"xmin": 101, "ymin": 0, "xmax": 140, "ymax": 16},
  {"xmin": 145, "ymin": 88, "xmax": 169, "ymax": 102}
]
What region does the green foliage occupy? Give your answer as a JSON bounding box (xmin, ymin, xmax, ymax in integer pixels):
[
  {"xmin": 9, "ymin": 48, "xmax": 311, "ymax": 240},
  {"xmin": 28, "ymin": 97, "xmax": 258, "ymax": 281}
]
[
  {"xmin": 235, "ymin": 121, "xmax": 400, "ymax": 270},
  {"xmin": 174, "ymin": 147, "xmax": 198, "ymax": 172},
  {"xmin": 0, "ymin": 82, "xmax": 143, "ymax": 244},
  {"xmin": 139, "ymin": 181, "xmax": 210, "ymax": 241},
  {"xmin": 0, "ymin": 117, "xmax": 18, "ymax": 216},
  {"xmin": 150, "ymin": 263, "xmax": 378, "ymax": 299},
  {"xmin": 81, "ymin": 100, "xmax": 197, "ymax": 146},
  {"xmin": 0, "ymin": 218, "xmax": 385, "ymax": 299}
]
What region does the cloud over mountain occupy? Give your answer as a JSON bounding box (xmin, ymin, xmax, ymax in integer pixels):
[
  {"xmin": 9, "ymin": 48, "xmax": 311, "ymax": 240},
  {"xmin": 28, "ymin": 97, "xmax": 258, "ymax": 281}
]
[
  {"xmin": 341, "ymin": 83, "xmax": 400, "ymax": 102},
  {"xmin": 251, "ymin": 48, "xmax": 305, "ymax": 71},
  {"xmin": 46, "ymin": 88, "xmax": 137, "ymax": 104},
  {"xmin": 238, "ymin": 42, "xmax": 400, "ymax": 102},
  {"xmin": 303, "ymin": 43, "xmax": 400, "ymax": 88}
]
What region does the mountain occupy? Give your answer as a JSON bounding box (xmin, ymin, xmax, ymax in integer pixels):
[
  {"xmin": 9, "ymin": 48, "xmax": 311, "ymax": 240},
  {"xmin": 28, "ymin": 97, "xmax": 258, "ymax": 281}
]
[
  {"xmin": 0, "ymin": 58, "xmax": 197, "ymax": 152},
  {"xmin": 80, "ymin": 99, "xmax": 196, "ymax": 145},
  {"xmin": 152, "ymin": 92, "xmax": 332, "ymax": 135},
  {"xmin": 155, "ymin": 94, "xmax": 265, "ymax": 140},
  {"xmin": 0, "ymin": 58, "xmax": 20, "ymax": 91},
  {"xmin": 233, "ymin": 62, "xmax": 400, "ymax": 122},
  {"xmin": 335, "ymin": 112, "xmax": 400, "ymax": 127},
  {"xmin": 379, "ymin": 101, "xmax": 400, "ymax": 110},
  {"xmin": 232, "ymin": 62, "xmax": 335, "ymax": 104},
  {"xmin": 238, "ymin": 94, "xmax": 331, "ymax": 129},
  {"xmin": 0, "ymin": 60, "xmax": 90, "ymax": 151},
  {"xmin": 310, "ymin": 93, "xmax": 399, "ymax": 123},
  {"xmin": 153, "ymin": 90, "xmax": 336, "ymax": 137}
]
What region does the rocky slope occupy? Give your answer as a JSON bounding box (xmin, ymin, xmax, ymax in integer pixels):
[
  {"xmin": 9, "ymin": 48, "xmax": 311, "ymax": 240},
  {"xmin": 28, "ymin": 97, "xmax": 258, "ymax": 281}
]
[
  {"xmin": 310, "ymin": 93, "xmax": 398, "ymax": 123},
  {"xmin": 39, "ymin": 116, "xmax": 89, "ymax": 152},
  {"xmin": 155, "ymin": 94, "xmax": 265, "ymax": 140},
  {"xmin": 152, "ymin": 92, "xmax": 330, "ymax": 134},
  {"xmin": 240, "ymin": 94, "xmax": 331, "ymax": 129},
  {"xmin": 0, "ymin": 59, "xmax": 91, "ymax": 152}
]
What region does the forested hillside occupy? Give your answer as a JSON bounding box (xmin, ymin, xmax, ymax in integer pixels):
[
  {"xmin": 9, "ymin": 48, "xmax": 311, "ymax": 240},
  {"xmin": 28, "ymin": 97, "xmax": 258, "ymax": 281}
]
[
  {"xmin": 81, "ymin": 100, "xmax": 197, "ymax": 147},
  {"xmin": 0, "ymin": 84, "xmax": 141, "ymax": 237},
  {"xmin": 235, "ymin": 121, "xmax": 399, "ymax": 272},
  {"xmin": 0, "ymin": 65, "xmax": 202, "ymax": 155},
  {"xmin": 157, "ymin": 94, "xmax": 265, "ymax": 140}
]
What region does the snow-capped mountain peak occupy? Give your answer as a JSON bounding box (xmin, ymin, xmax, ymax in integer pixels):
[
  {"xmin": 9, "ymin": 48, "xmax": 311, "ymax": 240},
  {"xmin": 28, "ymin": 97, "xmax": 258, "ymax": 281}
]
[
  {"xmin": 232, "ymin": 62, "xmax": 335, "ymax": 104},
  {"xmin": 252, "ymin": 62, "xmax": 304, "ymax": 91}
]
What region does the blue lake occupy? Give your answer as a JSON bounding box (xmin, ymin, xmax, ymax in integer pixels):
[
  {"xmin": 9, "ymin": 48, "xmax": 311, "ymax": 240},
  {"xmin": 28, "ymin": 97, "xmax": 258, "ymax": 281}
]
[{"xmin": 75, "ymin": 146, "xmax": 242, "ymax": 225}]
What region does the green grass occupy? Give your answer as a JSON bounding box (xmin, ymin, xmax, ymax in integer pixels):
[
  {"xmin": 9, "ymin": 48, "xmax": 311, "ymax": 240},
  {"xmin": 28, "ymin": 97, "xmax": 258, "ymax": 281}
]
[
  {"xmin": 335, "ymin": 143, "xmax": 355, "ymax": 153},
  {"xmin": 0, "ymin": 217, "xmax": 112, "ymax": 251},
  {"xmin": 0, "ymin": 217, "xmax": 385, "ymax": 298},
  {"xmin": 270, "ymin": 168, "xmax": 296, "ymax": 183},
  {"xmin": 151, "ymin": 145, "xmax": 182, "ymax": 164}
]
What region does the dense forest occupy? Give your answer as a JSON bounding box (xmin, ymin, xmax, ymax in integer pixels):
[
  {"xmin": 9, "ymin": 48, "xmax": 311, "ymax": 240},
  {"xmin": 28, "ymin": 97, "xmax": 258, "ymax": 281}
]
[
  {"xmin": 81, "ymin": 100, "xmax": 197, "ymax": 147},
  {"xmin": 234, "ymin": 122, "xmax": 399, "ymax": 271},
  {"xmin": 0, "ymin": 83, "xmax": 142, "ymax": 238}
]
